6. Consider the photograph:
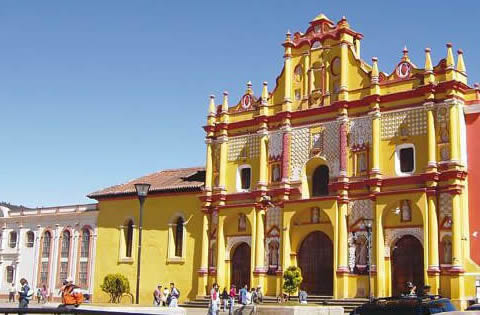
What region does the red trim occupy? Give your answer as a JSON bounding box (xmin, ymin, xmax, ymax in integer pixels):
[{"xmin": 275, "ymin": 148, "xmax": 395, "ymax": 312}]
[{"xmin": 375, "ymin": 188, "xmax": 426, "ymax": 197}]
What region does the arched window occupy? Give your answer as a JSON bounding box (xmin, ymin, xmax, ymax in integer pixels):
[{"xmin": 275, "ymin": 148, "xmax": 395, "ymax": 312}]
[
  {"xmin": 57, "ymin": 230, "xmax": 71, "ymax": 286},
  {"xmin": 9, "ymin": 231, "xmax": 17, "ymax": 248},
  {"xmin": 312, "ymin": 165, "xmax": 329, "ymax": 196},
  {"xmin": 175, "ymin": 217, "xmax": 184, "ymax": 257},
  {"xmin": 39, "ymin": 231, "xmax": 52, "ymax": 286},
  {"xmin": 78, "ymin": 228, "xmax": 91, "ymax": 288},
  {"xmin": 61, "ymin": 231, "xmax": 71, "ymax": 258},
  {"xmin": 6, "ymin": 266, "xmax": 14, "ymax": 283},
  {"xmin": 124, "ymin": 220, "xmax": 134, "ymax": 258},
  {"xmin": 26, "ymin": 231, "xmax": 34, "ymax": 248},
  {"xmin": 42, "ymin": 231, "xmax": 52, "ymax": 258}
]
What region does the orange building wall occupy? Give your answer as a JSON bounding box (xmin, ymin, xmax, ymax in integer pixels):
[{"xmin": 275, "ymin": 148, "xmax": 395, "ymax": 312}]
[{"xmin": 466, "ymin": 113, "xmax": 480, "ymax": 265}]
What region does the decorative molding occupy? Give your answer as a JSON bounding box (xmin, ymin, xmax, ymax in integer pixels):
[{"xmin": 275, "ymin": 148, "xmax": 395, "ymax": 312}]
[
  {"xmin": 225, "ymin": 236, "xmax": 251, "ymax": 259},
  {"xmin": 384, "ymin": 227, "xmax": 423, "ymax": 257}
]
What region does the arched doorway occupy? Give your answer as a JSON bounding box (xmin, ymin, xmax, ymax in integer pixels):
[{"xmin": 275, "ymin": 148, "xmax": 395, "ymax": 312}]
[
  {"xmin": 231, "ymin": 242, "xmax": 251, "ymax": 289},
  {"xmin": 392, "ymin": 235, "xmax": 424, "ymax": 296},
  {"xmin": 297, "ymin": 231, "xmax": 333, "ymax": 295},
  {"xmin": 312, "ymin": 165, "xmax": 329, "ymax": 196}
]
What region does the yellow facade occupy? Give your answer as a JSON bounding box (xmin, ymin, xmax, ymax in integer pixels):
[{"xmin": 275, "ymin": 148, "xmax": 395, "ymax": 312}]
[{"xmin": 90, "ymin": 13, "xmax": 480, "ymax": 310}]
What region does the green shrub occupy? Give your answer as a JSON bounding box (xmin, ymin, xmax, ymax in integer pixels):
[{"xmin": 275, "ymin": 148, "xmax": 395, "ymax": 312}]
[
  {"xmin": 282, "ymin": 266, "xmax": 303, "ymax": 298},
  {"xmin": 100, "ymin": 273, "xmax": 131, "ymax": 303}
]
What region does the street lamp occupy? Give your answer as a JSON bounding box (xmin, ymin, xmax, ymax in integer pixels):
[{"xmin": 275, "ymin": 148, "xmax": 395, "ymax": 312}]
[
  {"xmin": 362, "ymin": 218, "xmax": 374, "ymax": 302},
  {"xmin": 134, "ymin": 183, "xmax": 151, "ymax": 304}
]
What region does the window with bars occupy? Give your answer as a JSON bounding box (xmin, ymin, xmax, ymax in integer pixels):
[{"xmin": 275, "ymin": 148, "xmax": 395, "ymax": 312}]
[
  {"xmin": 79, "ymin": 262, "xmax": 88, "ymax": 287},
  {"xmin": 174, "ymin": 217, "xmax": 184, "ymax": 257},
  {"xmin": 59, "ymin": 262, "xmax": 68, "ymax": 283},
  {"xmin": 125, "ymin": 220, "xmax": 133, "ymax": 258},
  {"xmin": 61, "ymin": 231, "xmax": 70, "ymax": 258},
  {"xmin": 9, "ymin": 231, "xmax": 17, "ymax": 248},
  {"xmin": 42, "ymin": 232, "xmax": 52, "ymax": 258},
  {"xmin": 81, "ymin": 230, "xmax": 90, "ymax": 258},
  {"xmin": 6, "ymin": 266, "xmax": 14, "ymax": 283},
  {"xmin": 26, "ymin": 231, "xmax": 34, "ymax": 248},
  {"xmin": 40, "ymin": 262, "xmax": 49, "ymax": 284}
]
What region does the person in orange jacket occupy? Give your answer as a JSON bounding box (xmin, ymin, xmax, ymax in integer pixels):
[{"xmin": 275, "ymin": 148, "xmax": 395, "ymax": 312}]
[{"xmin": 59, "ymin": 277, "xmax": 84, "ymax": 308}]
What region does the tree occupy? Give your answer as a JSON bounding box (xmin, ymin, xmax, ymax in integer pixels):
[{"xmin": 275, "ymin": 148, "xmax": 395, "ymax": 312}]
[
  {"xmin": 100, "ymin": 273, "xmax": 131, "ymax": 303},
  {"xmin": 282, "ymin": 266, "xmax": 303, "ymax": 299}
]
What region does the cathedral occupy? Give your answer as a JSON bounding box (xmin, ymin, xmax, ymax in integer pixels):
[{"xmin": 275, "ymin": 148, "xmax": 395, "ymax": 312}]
[{"xmin": 89, "ymin": 14, "xmax": 480, "ymax": 310}]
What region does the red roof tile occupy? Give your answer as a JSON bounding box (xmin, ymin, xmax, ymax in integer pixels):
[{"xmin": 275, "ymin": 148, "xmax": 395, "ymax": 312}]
[{"xmin": 87, "ymin": 167, "xmax": 205, "ymax": 199}]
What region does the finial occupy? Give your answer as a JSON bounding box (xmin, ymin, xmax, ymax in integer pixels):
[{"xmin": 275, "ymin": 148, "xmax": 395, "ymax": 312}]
[
  {"xmin": 424, "ymin": 48, "xmax": 433, "ymax": 73},
  {"xmin": 262, "ymin": 81, "xmax": 268, "ymax": 104},
  {"xmin": 446, "ymin": 43, "xmax": 455, "ymax": 69},
  {"xmin": 402, "ymin": 45, "xmax": 409, "ymax": 61},
  {"xmin": 285, "ymin": 30, "xmax": 291, "ymax": 41},
  {"xmin": 338, "ymin": 16, "xmax": 349, "ymax": 27},
  {"xmin": 221, "ymin": 91, "xmax": 229, "ymax": 113},
  {"xmin": 371, "ymin": 57, "xmax": 379, "ymax": 84},
  {"xmin": 474, "ymin": 82, "xmax": 479, "ymax": 90},
  {"xmin": 208, "ymin": 94, "xmax": 216, "ymax": 116},
  {"xmin": 246, "ymin": 81, "xmax": 253, "ymax": 93},
  {"xmin": 456, "ymin": 49, "xmax": 466, "ymax": 74}
]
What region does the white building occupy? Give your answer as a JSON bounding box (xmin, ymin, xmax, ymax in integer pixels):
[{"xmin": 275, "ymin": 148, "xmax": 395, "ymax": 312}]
[{"xmin": 0, "ymin": 203, "xmax": 98, "ymax": 301}]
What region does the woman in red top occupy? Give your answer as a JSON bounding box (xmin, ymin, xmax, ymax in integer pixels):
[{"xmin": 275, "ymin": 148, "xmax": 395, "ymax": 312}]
[{"xmin": 228, "ymin": 284, "xmax": 236, "ymax": 315}]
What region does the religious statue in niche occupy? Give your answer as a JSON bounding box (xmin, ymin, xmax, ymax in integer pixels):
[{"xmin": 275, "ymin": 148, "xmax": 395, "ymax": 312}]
[
  {"xmin": 399, "ymin": 123, "xmax": 409, "ymax": 137},
  {"xmin": 348, "ymin": 233, "xmax": 356, "ymax": 272},
  {"xmin": 267, "ymin": 240, "xmax": 280, "ymax": 274},
  {"xmin": 357, "ymin": 152, "xmax": 367, "ymax": 175},
  {"xmin": 440, "ymin": 145, "xmax": 450, "ymax": 161},
  {"xmin": 271, "ymin": 164, "xmax": 281, "ymax": 183},
  {"xmin": 238, "ymin": 214, "xmax": 246, "ymax": 232},
  {"xmin": 442, "ymin": 237, "xmax": 452, "ymax": 264},
  {"xmin": 311, "ymin": 207, "xmax": 320, "ymax": 224},
  {"xmin": 400, "ymin": 200, "xmax": 412, "ymax": 222},
  {"xmin": 355, "ymin": 236, "xmax": 368, "ymax": 274},
  {"xmin": 439, "ymin": 123, "xmax": 449, "ymax": 143}
]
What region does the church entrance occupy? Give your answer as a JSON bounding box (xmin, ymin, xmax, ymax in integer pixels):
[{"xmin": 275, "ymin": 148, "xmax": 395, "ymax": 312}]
[
  {"xmin": 231, "ymin": 242, "xmax": 251, "ymax": 289},
  {"xmin": 297, "ymin": 231, "xmax": 333, "ymax": 295},
  {"xmin": 392, "ymin": 235, "xmax": 424, "ymax": 296}
]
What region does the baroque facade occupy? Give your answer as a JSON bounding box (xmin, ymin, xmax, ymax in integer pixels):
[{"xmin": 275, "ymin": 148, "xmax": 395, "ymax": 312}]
[
  {"xmin": 0, "ymin": 203, "xmax": 98, "ymax": 301},
  {"xmin": 89, "ymin": 14, "xmax": 480, "ymax": 309}
]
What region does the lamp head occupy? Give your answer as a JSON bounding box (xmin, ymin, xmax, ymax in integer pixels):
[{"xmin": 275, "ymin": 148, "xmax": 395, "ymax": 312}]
[{"xmin": 134, "ymin": 183, "xmax": 151, "ymax": 198}]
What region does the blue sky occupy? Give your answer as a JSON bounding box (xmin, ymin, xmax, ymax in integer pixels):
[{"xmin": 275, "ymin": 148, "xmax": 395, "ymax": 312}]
[{"xmin": 1, "ymin": 0, "xmax": 479, "ymax": 207}]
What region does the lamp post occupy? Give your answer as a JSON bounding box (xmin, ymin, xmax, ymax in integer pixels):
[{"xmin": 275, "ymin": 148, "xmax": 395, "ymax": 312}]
[
  {"xmin": 362, "ymin": 218, "xmax": 374, "ymax": 302},
  {"xmin": 134, "ymin": 183, "xmax": 150, "ymax": 305}
]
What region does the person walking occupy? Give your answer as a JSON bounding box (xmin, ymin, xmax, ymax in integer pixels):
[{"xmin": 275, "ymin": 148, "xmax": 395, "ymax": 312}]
[
  {"xmin": 208, "ymin": 283, "xmax": 220, "ymax": 315},
  {"xmin": 153, "ymin": 285, "xmax": 161, "ymax": 306},
  {"xmin": 221, "ymin": 287, "xmax": 228, "ymax": 312},
  {"xmin": 228, "ymin": 285, "xmax": 236, "ymax": 315},
  {"xmin": 18, "ymin": 278, "xmax": 32, "ymax": 309},
  {"xmin": 239, "ymin": 284, "xmax": 248, "ymax": 305},
  {"xmin": 8, "ymin": 283, "xmax": 16, "ymax": 303},
  {"xmin": 168, "ymin": 282, "xmax": 179, "ymax": 307}
]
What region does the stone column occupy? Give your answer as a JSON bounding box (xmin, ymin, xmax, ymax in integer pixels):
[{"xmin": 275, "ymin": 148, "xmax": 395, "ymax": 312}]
[
  {"xmin": 427, "ymin": 193, "xmax": 440, "ymax": 294},
  {"xmin": 370, "ymin": 109, "xmax": 381, "ymax": 177},
  {"xmin": 303, "ymin": 52, "xmax": 309, "ymax": 100},
  {"xmin": 424, "ymin": 102, "xmax": 437, "ymax": 170},
  {"xmin": 216, "ymin": 215, "xmax": 226, "ymax": 288},
  {"xmin": 339, "ymin": 42, "xmax": 349, "ymax": 101},
  {"xmin": 254, "ymin": 208, "xmax": 266, "ymax": 287},
  {"xmin": 336, "ymin": 201, "xmax": 350, "ymax": 298},
  {"xmin": 197, "ymin": 212, "xmax": 209, "ymax": 297},
  {"xmin": 258, "ymin": 126, "xmax": 268, "ymax": 191},
  {"xmin": 374, "ymin": 202, "xmax": 385, "ymax": 297},
  {"xmin": 451, "ymin": 192, "xmax": 464, "ymax": 270}
]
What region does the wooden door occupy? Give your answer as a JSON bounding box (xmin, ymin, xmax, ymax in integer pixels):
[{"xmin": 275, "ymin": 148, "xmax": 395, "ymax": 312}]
[
  {"xmin": 297, "ymin": 231, "xmax": 333, "ymax": 295},
  {"xmin": 392, "ymin": 235, "xmax": 424, "ymax": 296},
  {"xmin": 231, "ymin": 242, "xmax": 251, "ymax": 289}
]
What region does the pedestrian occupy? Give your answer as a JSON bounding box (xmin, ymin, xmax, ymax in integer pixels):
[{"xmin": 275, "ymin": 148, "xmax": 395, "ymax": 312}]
[
  {"xmin": 228, "ymin": 285, "xmax": 236, "ymax": 315},
  {"xmin": 8, "ymin": 283, "xmax": 16, "ymax": 303},
  {"xmin": 209, "ymin": 283, "xmax": 220, "ymax": 315},
  {"xmin": 40, "ymin": 285, "xmax": 48, "ymax": 304},
  {"xmin": 221, "ymin": 287, "xmax": 228, "ymax": 312},
  {"xmin": 168, "ymin": 282, "xmax": 179, "ymax": 307},
  {"xmin": 239, "ymin": 284, "xmax": 248, "ymax": 305},
  {"xmin": 162, "ymin": 285, "xmax": 169, "ymax": 306},
  {"xmin": 298, "ymin": 288, "xmax": 308, "ymax": 304},
  {"xmin": 18, "ymin": 278, "xmax": 32, "ymax": 309},
  {"xmin": 153, "ymin": 285, "xmax": 161, "ymax": 306},
  {"xmin": 59, "ymin": 277, "xmax": 84, "ymax": 308},
  {"xmin": 247, "ymin": 288, "xmax": 254, "ymax": 305},
  {"xmin": 255, "ymin": 286, "xmax": 263, "ymax": 303},
  {"xmin": 36, "ymin": 288, "xmax": 41, "ymax": 304}
]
